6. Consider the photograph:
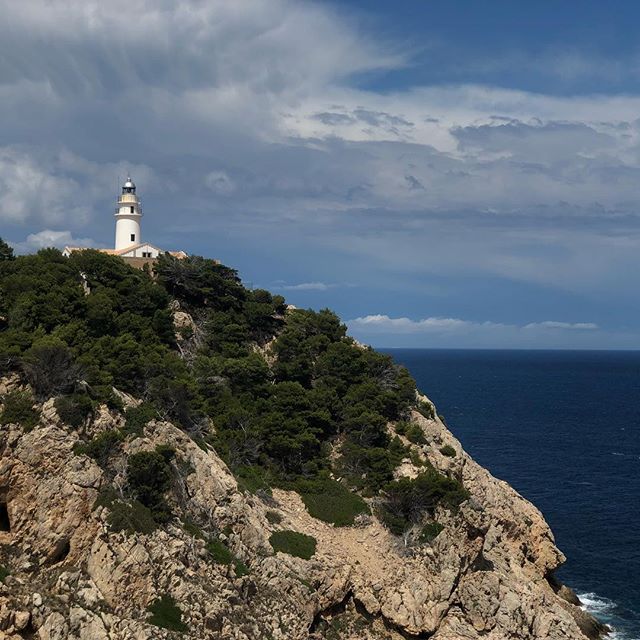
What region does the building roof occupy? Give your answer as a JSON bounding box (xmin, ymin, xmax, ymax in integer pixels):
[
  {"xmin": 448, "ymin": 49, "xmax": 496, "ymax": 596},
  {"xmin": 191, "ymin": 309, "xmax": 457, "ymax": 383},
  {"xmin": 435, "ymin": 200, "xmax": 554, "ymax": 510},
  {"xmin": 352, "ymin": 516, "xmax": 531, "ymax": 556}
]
[{"xmin": 63, "ymin": 244, "xmax": 188, "ymax": 259}]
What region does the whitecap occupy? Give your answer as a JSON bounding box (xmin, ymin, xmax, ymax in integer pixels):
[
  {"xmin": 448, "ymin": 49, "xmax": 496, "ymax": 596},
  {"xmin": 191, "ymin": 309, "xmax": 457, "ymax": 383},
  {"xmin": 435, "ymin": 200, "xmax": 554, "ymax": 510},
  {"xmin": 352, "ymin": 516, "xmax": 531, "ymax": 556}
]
[{"xmin": 579, "ymin": 591, "xmax": 616, "ymax": 614}]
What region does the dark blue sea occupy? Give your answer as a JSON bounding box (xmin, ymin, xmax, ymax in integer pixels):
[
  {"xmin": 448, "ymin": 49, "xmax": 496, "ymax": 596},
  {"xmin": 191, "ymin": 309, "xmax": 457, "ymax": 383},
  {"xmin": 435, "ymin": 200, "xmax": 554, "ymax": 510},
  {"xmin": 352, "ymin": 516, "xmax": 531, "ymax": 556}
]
[{"xmin": 383, "ymin": 349, "xmax": 640, "ymax": 640}]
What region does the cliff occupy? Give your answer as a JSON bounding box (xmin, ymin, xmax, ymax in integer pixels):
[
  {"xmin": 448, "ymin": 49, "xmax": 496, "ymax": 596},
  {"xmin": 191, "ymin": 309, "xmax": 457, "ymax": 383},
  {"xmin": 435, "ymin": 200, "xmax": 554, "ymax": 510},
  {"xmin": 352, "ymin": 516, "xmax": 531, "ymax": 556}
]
[
  {"xmin": 0, "ymin": 379, "xmax": 604, "ymax": 639},
  {"xmin": 0, "ymin": 249, "xmax": 606, "ymax": 639}
]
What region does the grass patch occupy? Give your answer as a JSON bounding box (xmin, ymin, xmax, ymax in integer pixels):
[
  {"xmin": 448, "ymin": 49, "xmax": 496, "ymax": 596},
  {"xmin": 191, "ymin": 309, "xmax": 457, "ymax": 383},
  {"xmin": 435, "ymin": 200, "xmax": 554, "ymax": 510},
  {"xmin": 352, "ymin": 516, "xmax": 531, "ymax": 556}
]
[
  {"xmin": 0, "ymin": 565, "xmax": 9, "ymax": 582},
  {"xmin": 269, "ymin": 530, "xmax": 316, "ymax": 560},
  {"xmin": 0, "ymin": 390, "xmax": 39, "ymax": 431},
  {"xmin": 439, "ymin": 445, "xmax": 456, "ymax": 458},
  {"xmin": 295, "ymin": 477, "xmax": 370, "ymax": 526},
  {"xmin": 148, "ymin": 594, "xmax": 188, "ymax": 633}
]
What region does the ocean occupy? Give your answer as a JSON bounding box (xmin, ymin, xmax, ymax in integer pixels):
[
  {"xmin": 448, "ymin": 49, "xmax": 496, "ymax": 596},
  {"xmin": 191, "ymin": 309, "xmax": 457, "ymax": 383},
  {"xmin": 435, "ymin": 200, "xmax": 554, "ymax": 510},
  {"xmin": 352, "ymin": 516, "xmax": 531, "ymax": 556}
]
[{"xmin": 383, "ymin": 349, "xmax": 640, "ymax": 640}]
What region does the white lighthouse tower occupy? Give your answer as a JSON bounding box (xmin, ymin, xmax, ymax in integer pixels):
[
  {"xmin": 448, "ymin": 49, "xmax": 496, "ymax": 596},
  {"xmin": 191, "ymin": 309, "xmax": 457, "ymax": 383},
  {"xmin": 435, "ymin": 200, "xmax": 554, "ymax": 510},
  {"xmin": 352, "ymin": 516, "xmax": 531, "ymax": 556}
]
[
  {"xmin": 115, "ymin": 175, "xmax": 142, "ymax": 250},
  {"xmin": 62, "ymin": 173, "xmax": 188, "ymax": 263}
]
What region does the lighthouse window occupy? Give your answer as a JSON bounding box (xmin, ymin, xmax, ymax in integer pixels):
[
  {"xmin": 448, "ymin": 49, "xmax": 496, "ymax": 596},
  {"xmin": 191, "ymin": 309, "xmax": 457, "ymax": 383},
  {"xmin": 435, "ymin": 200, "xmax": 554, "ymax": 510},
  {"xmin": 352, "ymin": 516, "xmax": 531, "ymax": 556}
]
[
  {"xmin": 130, "ymin": 234, "xmax": 136, "ymax": 242},
  {"xmin": 130, "ymin": 206, "xmax": 134, "ymax": 213}
]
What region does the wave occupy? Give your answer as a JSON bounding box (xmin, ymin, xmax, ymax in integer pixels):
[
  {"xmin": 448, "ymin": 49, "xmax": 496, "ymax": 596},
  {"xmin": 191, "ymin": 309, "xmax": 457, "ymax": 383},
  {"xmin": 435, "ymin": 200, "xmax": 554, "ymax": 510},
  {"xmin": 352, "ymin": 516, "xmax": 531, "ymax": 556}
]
[
  {"xmin": 579, "ymin": 592, "xmax": 616, "ymax": 614},
  {"xmin": 578, "ymin": 592, "xmax": 640, "ymax": 640}
]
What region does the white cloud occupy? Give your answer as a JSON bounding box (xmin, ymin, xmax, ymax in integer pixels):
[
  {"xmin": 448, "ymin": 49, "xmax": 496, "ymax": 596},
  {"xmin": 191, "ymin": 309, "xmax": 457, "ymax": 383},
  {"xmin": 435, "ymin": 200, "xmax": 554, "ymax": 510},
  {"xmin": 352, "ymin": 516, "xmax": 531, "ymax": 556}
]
[
  {"xmin": 278, "ymin": 282, "xmax": 335, "ymax": 291},
  {"xmin": 523, "ymin": 321, "xmax": 598, "ymax": 331},
  {"xmin": 349, "ymin": 314, "xmax": 598, "ymax": 334},
  {"xmin": 11, "ymin": 229, "xmax": 100, "ymax": 254}
]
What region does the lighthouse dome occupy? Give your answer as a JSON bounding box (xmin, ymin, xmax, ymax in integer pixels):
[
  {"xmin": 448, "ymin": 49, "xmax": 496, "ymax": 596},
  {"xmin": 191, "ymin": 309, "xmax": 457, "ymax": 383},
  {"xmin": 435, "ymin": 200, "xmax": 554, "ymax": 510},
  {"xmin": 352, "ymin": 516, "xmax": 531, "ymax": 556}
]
[{"xmin": 124, "ymin": 177, "xmax": 135, "ymax": 189}]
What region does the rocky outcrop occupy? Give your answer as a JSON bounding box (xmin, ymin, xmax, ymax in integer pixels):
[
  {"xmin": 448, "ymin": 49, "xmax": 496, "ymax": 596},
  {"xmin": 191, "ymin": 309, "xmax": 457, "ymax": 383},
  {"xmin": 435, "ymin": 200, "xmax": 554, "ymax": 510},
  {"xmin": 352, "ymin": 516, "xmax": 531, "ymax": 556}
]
[{"xmin": 0, "ymin": 388, "xmax": 604, "ymax": 639}]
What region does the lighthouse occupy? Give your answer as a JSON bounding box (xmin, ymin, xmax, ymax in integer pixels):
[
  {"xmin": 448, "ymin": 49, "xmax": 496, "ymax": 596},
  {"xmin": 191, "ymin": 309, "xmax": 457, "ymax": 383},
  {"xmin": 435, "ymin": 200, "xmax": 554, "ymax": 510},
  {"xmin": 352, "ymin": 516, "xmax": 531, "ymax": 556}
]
[
  {"xmin": 115, "ymin": 175, "xmax": 142, "ymax": 251},
  {"xmin": 62, "ymin": 173, "xmax": 188, "ymax": 264}
]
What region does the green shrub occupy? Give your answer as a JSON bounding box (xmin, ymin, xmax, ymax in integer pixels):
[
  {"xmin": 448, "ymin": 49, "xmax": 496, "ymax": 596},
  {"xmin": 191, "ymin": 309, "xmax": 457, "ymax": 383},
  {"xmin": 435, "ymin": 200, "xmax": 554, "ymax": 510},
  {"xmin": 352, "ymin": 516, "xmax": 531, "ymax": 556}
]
[
  {"xmin": 265, "ymin": 510, "xmax": 282, "ymax": 525},
  {"xmin": 206, "ymin": 537, "xmax": 249, "ymax": 576},
  {"xmin": 269, "ymin": 530, "xmax": 317, "ymax": 559},
  {"xmin": 206, "ymin": 537, "xmax": 233, "ymax": 564},
  {"xmin": 74, "ymin": 429, "xmax": 123, "ymax": 466},
  {"xmin": 148, "ymin": 594, "xmax": 188, "ymax": 633},
  {"xmin": 419, "ymin": 521, "xmax": 444, "ymax": 543},
  {"xmin": 417, "ymin": 401, "xmax": 435, "ymax": 420},
  {"xmin": 0, "ymin": 390, "xmax": 39, "ymax": 431},
  {"xmin": 296, "ymin": 477, "xmax": 370, "ymax": 526},
  {"xmin": 409, "ymin": 449, "xmax": 426, "ymax": 467},
  {"xmin": 127, "ymin": 449, "xmax": 173, "ymax": 523},
  {"xmin": 405, "ymin": 423, "xmax": 427, "ymax": 445},
  {"xmin": 107, "ymin": 499, "xmax": 157, "ymax": 535},
  {"xmin": 440, "ymin": 445, "xmax": 456, "ymax": 458},
  {"xmin": 55, "ymin": 393, "xmax": 94, "ymax": 428},
  {"xmin": 0, "ymin": 565, "xmax": 9, "ymax": 582},
  {"xmin": 379, "ymin": 467, "xmax": 468, "ymax": 535},
  {"xmin": 234, "ymin": 464, "xmax": 272, "ymax": 495},
  {"xmin": 22, "ymin": 341, "xmax": 83, "ymax": 401},
  {"xmin": 181, "ymin": 518, "xmax": 205, "ymax": 539},
  {"xmin": 122, "ymin": 403, "xmax": 157, "ymax": 437}
]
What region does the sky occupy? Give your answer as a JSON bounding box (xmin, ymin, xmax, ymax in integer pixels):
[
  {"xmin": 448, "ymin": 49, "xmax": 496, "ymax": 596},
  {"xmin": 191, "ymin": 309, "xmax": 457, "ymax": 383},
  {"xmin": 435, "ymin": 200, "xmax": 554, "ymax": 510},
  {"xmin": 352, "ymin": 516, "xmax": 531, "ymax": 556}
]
[{"xmin": 3, "ymin": 0, "xmax": 640, "ymax": 349}]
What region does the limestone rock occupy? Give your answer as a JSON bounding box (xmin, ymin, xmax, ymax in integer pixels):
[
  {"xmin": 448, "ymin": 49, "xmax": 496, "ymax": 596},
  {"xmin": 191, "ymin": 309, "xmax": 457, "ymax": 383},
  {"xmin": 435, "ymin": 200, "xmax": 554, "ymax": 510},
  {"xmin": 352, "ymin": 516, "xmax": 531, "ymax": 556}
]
[{"xmin": 0, "ymin": 383, "xmax": 604, "ymax": 640}]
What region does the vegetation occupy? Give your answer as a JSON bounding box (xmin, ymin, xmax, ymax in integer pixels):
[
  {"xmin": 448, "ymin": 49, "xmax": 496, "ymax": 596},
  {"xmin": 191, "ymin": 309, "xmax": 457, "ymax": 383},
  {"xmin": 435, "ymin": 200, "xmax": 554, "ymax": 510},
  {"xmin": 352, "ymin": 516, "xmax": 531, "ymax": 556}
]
[
  {"xmin": 419, "ymin": 521, "xmax": 444, "ymax": 543},
  {"xmin": 269, "ymin": 530, "xmax": 317, "ymax": 559},
  {"xmin": 126, "ymin": 447, "xmax": 175, "ymax": 524},
  {"xmin": 74, "ymin": 430, "xmax": 123, "ymax": 466},
  {"xmin": 395, "ymin": 421, "xmax": 427, "ymax": 445},
  {"xmin": 265, "ymin": 510, "xmax": 282, "ymax": 525},
  {"xmin": 107, "ymin": 499, "xmax": 157, "ymax": 535},
  {"xmin": 147, "ymin": 594, "xmax": 188, "ymax": 633},
  {"xmin": 0, "ymin": 242, "xmax": 469, "ymax": 538},
  {"xmin": 295, "ymin": 477, "xmax": 370, "ymax": 526},
  {"xmin": 0, "ymin": 390, "xmax": 39, "ymax": 431},
  {"xmin": 55, "ymin": 393, "xmax": 94, "ymax": 428},
  {"xmin": 440, "ymin": 445, "xmax": 456, "ymax": 458},
  {"xmin": 378, "ymin": 467, "xmax": 468, "ymax": 535},
  {"xmin": 0, "ymin": 565, "xmax": 9, "ymax": 583},
  {"xmin": 206, "ymin": 537, "xmax": 249, "ymax": 576}
]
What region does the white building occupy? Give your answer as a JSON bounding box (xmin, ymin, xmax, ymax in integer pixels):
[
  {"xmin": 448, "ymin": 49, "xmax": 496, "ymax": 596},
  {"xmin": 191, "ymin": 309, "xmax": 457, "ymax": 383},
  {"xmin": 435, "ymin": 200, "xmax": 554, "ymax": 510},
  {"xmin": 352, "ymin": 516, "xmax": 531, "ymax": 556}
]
[{"xmin": 64, "ymin": 175, "xmax": 187, "ymax": 263}]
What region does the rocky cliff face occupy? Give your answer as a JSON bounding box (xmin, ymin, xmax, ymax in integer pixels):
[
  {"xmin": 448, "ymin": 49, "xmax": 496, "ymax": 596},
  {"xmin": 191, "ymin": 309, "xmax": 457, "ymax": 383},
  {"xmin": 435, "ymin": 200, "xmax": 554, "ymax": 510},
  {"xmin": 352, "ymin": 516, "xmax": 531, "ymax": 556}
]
[{"xmin": 0, "ymin": 377, "xmax": 605, "ymax": 640}]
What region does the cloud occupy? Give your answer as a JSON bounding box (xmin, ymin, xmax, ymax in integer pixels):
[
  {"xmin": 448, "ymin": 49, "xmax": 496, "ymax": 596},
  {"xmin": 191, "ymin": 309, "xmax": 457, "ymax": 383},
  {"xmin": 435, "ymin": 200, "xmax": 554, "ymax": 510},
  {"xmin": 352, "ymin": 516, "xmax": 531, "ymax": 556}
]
[
  {"xmin": 346, "ymin": 315, "xmax": 605, "ymax": 348},
  {"xmin": 349, "ymin": 314, "xmax": 598, "ymax": 334},
  {"xmin": 523, "ymin": 321, "xmax": 598, "ymax": 331},
  {"xmin": 276, "ymin": 282, "xmax": 342, "ymax": 291},
  {"xmin": 0, "ymin": 0, "xmax": 639, "ymax": 347},
  {"xmin": 204, "ymin": 171, "xmax": 236, "ymax": 195},
  {"xmin": 11, "ymin": 229, "xmax": 100, "ymax": 254}
]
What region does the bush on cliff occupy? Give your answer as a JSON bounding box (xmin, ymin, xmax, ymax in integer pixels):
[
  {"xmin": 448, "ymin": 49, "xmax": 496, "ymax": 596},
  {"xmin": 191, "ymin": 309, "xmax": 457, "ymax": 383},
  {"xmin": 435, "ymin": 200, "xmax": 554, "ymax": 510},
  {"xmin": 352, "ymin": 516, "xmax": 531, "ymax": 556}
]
[
  {"xmin": 74, "ymin": 429, "xmax": 123, "ymax": 466},
  {"xmin": 127, "ymin": 448, "xmax": 174, "ymax": 524},
  {"xmin": 295, "ymin": 476, "xmax": 370, "ymax": 526},
  {"xmin": 147, "ymin": 594, "xmax": 188, "ymax": 633},
  {"xmin": 378, "ymin": 467, "xmax": 469, "ymax": 535},
  {"xmin": 55, "ymin": 392, "xmax": 94, "ymax": 428},
  {"xmin": 269, "ymin": 530, "xmax": 317, "ymax": 559},
  {"xmin": 0, "ymin": 390, "xmax": 39, "ymax": 431}
]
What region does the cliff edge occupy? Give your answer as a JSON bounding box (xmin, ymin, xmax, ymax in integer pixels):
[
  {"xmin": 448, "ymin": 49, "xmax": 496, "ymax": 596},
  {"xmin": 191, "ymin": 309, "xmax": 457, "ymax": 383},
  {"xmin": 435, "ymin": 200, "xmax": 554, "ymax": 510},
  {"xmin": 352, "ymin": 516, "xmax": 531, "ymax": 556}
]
[{"xmin": 0, "ymin": 382, "xmax": 605, "ymax": 639}]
